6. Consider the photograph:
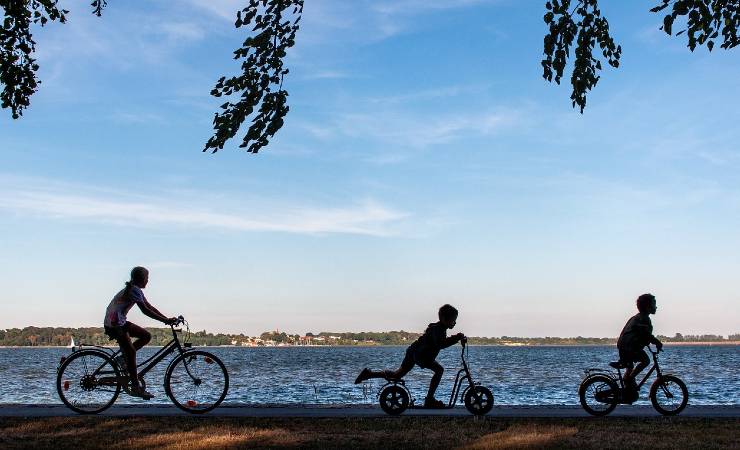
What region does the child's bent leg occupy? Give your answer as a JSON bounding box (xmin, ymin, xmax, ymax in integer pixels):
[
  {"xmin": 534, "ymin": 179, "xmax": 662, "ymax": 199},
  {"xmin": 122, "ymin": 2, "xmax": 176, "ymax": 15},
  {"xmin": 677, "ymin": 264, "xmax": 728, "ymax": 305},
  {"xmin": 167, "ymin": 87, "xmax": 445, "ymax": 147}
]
[
  {"xmin": 425, "ymin": 361, "xmax": 444, "ymax": 400},
  {"xmin": 630, "ymin": 350, "xmax": 650, "ymax": 381}
]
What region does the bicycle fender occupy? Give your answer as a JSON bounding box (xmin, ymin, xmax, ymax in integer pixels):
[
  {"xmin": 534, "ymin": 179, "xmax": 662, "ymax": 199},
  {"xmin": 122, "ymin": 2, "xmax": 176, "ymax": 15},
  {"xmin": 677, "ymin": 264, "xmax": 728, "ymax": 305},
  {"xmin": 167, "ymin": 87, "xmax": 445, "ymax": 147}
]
[
  {"xmin": 581, "ymin": 372, "xmax": 618, "ymax": 385},
  {"xmin": 650, "ymin": 372, "xmax": 680, "ymax": 386},
  {"xmin": 164, "ymin": 349, "xmax": 198, "ymax": 375}
]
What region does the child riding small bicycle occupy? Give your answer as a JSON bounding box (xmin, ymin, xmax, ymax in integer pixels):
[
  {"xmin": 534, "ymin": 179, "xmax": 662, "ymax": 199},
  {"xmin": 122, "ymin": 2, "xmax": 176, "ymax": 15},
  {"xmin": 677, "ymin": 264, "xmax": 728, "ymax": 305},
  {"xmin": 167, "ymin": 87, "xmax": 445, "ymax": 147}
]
[
  {"xmin": 354, "ymin": 304, "xmax": 466, "ymax": 408},
  {"xmin": 103, "ymin": 266, "xmax": 177, "ymax": 399},
  {"xmin": 617, "ymin": 293, "xmax": 663, "ymax": 402}
]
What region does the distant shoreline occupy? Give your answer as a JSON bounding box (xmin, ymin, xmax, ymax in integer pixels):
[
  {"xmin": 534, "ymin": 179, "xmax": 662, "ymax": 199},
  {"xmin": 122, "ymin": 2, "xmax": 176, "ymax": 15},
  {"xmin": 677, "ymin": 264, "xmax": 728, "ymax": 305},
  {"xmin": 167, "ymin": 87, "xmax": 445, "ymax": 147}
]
[{"xmin": 2, "ymin": 341, "xmax": 738, "ymax": 349}]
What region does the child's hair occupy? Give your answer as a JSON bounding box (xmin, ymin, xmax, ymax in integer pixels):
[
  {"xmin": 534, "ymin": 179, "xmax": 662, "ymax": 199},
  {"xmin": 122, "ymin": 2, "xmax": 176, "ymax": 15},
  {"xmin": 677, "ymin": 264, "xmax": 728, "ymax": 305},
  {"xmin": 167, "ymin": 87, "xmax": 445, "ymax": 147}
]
[
  {"xmin": 438, "ymin": 304, "xmax": 458, "ymax": 321},
  {"xmin": 636, "ymin": 293, "xmax": 655, "ymax": 313}
]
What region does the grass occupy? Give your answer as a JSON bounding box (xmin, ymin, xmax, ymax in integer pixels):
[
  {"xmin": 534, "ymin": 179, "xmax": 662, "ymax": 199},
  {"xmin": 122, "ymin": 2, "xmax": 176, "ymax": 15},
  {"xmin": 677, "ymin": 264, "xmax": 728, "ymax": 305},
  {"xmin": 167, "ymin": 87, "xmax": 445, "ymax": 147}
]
[{"xmin": 0, "ymin": 416, "xmax": 737, "ymax": 449}]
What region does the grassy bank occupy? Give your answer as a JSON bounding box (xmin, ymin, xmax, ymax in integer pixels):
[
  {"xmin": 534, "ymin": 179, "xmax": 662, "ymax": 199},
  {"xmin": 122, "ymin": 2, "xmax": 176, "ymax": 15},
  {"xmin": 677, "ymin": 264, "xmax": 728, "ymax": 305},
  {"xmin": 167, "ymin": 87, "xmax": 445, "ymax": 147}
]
[{"xmin": 1, "ymin": 416, "xmax": 737, "ymax": 449}]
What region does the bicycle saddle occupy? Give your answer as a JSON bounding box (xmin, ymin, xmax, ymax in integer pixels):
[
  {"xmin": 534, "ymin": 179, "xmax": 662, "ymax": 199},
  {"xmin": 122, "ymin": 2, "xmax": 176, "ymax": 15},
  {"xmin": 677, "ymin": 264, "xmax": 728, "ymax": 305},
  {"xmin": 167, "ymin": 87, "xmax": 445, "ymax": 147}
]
[{"xmin": 609, "ymin": 361, "xmax": 628, "ymax": 369}]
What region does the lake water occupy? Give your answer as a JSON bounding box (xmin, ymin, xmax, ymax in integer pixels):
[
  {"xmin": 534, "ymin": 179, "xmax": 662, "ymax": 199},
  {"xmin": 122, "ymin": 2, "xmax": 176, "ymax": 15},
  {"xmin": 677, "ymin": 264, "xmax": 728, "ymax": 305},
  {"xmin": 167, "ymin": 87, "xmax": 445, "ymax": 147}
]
[{"xmin": 0, "ymin": 345, "xmax": 737, "ymax": 405}]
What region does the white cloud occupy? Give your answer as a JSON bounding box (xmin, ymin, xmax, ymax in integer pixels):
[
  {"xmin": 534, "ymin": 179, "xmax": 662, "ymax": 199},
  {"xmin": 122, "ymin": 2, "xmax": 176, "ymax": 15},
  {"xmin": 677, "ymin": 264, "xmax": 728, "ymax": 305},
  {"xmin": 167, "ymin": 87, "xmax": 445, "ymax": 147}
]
[
  {"xmin": 0, "ymin": 175, "xmax": 409, "ymax": 237},
  {"xmin": 303, "ymin": 108, "xmax": 523, "ymax": 149},
  {"xmin": 300, "ymin": 70, "xmax": 351, "ymax": 80}
]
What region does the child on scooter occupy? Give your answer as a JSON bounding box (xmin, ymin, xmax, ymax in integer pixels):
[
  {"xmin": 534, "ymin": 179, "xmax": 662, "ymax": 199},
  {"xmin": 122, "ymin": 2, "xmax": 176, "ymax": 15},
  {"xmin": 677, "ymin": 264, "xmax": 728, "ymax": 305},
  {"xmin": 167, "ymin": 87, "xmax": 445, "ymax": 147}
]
[
  {"xmin": 354, "ymin": 304, "xmax": 465, "ymax": 408},
  {"xmin": 617, "ymin": 293, "xmax": 663, "ymax": 402}
]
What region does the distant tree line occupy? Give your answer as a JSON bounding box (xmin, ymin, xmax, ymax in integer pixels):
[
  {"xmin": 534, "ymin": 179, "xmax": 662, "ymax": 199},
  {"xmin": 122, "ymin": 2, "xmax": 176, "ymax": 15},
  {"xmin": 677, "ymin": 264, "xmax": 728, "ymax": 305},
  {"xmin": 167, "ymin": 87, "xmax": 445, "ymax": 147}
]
[
  {"xmin": 1, "ymin": 327, "xmax": 737, "ymax": 347},
  {"xmin": 0, "ymin": 326, "xmax": 237, "ymax": 347}
]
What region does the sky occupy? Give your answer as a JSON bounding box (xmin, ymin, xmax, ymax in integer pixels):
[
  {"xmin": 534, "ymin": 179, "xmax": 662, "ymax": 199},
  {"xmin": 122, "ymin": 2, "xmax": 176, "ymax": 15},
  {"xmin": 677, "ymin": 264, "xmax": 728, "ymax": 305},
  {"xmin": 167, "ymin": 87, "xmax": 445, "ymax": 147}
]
[{"xmin": 1, "ymin": 0, "xmax": 738, "ymax": 338}]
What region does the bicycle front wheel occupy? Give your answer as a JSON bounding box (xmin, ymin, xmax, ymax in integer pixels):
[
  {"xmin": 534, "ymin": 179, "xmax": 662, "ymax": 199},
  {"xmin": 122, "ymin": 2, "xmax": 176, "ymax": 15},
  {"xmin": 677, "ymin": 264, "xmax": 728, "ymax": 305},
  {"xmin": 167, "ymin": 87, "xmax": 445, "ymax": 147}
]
[
  {"xmin": 650, "ymin": 374, "xmax": 688, "ymax": 416},
  {"xmin": 164, "ymin": 350, "xmax": 228, "ymax": 414},
  {"xmin": 56, "ymin": 349, "xmax": 122, "ymax": 414}
]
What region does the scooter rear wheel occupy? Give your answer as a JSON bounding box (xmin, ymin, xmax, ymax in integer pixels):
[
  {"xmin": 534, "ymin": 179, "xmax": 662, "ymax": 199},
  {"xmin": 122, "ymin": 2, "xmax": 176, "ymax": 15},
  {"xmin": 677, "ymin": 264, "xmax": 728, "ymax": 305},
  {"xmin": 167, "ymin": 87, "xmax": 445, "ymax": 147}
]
[
  {"xmin": 464, "ymin": 386, "xmax": 494, "ymax": 416},
  {"xmin": 379, "ymin": 385, "xmax": 410, "ymax": 416}
]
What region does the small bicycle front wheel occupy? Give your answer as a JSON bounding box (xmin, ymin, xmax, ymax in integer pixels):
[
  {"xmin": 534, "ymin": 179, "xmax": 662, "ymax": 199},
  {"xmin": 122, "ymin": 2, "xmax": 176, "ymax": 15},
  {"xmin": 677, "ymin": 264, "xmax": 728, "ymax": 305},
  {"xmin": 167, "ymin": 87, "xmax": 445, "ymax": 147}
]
[
  {"xmin": 650, "ymin": 374, "xmax": 688, "ymax": 416},
  {"xmin": 56, "ymin": 349, "xmax": 122, "ymax": 414},
  {"xmin": 463, "ymin": 386, "xmax": 494, "ymax": 416},
  {"xmin": 379, "ymin": 385, "xmax": 410, "ymax": 416},
  {"xmin": 579, "ymin": 374, "xmax": 618, "ymax": 416},
  {"xmin": 164, "ymin": 350, "xmax": 229, "ymax": 414}
]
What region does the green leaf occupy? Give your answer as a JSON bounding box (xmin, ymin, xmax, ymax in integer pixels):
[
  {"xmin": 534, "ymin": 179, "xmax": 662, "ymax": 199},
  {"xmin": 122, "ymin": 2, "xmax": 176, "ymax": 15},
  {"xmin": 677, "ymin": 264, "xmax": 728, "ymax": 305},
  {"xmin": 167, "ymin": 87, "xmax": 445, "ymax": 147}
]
[{"xmin": 663, "ymin": 14, "xmax": 673, "ymax": 35}]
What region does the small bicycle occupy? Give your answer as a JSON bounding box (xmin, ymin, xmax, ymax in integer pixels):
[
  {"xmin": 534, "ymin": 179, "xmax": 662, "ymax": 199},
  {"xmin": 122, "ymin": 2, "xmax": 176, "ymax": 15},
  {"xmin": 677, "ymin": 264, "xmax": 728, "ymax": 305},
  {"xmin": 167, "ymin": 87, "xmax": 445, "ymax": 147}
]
[
  {"xmin": 56, "ymin": 316, "xmax": 229, "ymax": 414},
  {"xmin": 579, "ymin": 345, "xmax": 688, "ymax": 416},
  {"xmin": 378, "ymin": 341, "xmax": 494, "ymax": 416}
]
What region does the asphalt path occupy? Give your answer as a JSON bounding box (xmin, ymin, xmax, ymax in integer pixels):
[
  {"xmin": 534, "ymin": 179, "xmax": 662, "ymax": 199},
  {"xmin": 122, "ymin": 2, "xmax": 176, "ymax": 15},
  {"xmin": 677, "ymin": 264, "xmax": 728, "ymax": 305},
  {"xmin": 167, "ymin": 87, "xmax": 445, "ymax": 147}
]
[{"xmin": 1, "ymin": 404, "xmax": 738, "ymax": 418}]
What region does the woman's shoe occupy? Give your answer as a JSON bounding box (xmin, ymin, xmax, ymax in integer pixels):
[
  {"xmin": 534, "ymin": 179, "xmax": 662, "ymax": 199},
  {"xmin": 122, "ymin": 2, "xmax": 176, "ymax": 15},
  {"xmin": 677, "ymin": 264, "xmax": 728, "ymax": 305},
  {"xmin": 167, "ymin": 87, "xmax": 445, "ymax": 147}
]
[{"xmin": 130, "ymin": 384, "xmax": 154, "ymax": 400}]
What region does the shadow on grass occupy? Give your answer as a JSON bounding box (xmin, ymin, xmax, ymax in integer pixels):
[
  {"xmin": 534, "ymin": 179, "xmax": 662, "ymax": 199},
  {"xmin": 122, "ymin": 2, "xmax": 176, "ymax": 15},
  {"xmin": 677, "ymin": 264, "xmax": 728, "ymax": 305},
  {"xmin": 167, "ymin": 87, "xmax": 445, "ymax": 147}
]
[{"xmin": 1, "ymin": 416, "xmax": 738, "ymax": 449}]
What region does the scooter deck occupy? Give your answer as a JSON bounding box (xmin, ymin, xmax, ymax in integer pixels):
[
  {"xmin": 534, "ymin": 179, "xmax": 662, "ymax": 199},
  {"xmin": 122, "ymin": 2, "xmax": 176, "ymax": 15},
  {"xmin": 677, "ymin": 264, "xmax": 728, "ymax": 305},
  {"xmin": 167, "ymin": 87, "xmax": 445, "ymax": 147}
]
[{"xmin": 408, "ymin": 405, "xmax": 455, "ymax": 410}]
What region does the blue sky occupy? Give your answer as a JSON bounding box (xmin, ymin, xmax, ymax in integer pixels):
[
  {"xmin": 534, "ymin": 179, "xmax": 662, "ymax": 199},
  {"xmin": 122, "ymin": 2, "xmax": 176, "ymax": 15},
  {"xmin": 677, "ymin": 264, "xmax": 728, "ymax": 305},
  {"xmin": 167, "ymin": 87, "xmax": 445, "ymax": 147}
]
[{"xmin": 1, "ymin": 0, "xmax": 738, "ymax": 337}]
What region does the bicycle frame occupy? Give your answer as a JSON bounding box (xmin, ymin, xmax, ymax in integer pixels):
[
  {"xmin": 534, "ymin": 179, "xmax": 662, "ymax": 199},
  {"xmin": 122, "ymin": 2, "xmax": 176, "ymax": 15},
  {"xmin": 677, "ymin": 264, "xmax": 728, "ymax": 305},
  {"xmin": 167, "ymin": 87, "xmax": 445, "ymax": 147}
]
[
  {"xmin": 583, "ymin": 345, "xmax": 663, "ymax": 391},
  {"xmin": 613, "ymin": 348, "xmax": 663, "ymax": 390},
  {"xmin": 76, "ymin": 324, "xmax": 191, "ymax": 382}
]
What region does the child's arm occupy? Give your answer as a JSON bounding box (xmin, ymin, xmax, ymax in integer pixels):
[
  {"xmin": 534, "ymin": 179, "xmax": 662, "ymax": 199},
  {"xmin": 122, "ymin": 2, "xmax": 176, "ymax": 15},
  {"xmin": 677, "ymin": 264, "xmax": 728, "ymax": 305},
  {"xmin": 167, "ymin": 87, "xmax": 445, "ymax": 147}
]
[
  {"xmin": 440, "ymin": 333, "xmax": 465, "ymax": 349},
  {"xmin": 649, "ymin": 334, "xmax": 663, "ymax": 351}
]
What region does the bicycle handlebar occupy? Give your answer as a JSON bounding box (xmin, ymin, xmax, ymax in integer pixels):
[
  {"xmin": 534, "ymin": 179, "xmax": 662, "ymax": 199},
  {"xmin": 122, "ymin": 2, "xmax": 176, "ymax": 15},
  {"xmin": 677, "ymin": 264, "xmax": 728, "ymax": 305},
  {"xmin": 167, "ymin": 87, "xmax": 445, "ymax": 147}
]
[{"xmin": 648, "ymin": 343, "xmax": 662, "ymax": 355}]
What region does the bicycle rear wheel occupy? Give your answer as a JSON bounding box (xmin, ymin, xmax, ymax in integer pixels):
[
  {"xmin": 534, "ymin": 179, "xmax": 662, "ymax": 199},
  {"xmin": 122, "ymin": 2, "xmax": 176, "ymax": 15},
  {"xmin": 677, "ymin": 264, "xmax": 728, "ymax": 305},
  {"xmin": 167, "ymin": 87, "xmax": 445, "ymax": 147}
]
[
  {"xmin": 164, "ymin": 350, "xmax": 228, "ymax": 414},
  {"xmin": 56, "ymin": 349, "xmax": 122, "ymax": 414},
  {"xmin": 650, "ymin": 374, "xmax": 688, "ymax": 416},
  {"xmin": 579, "ymin": 374, "xmax": 618, "ymax": 416}
]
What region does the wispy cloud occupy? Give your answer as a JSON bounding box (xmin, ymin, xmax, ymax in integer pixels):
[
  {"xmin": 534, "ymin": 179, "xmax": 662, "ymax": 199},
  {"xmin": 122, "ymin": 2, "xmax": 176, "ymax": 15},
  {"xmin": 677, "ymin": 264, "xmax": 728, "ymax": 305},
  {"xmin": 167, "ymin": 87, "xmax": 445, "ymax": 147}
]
[
  {"xmin": 367, "ymin": 84, "xmax": 491, "ymax": 105},
  {"xmin": 300, "ymin": 70, "xmax": 352, "ymax": 80},
  {"xmin": 188, "ymin": 0, "xmax": 499, "ymax": 44},
  {"xmin": 0, "ymin": 176, "xmax": 409, "ymax": 237},
  {"xmin": 300, "ymin": 107, "xmax": 523, "ymax": 149}
]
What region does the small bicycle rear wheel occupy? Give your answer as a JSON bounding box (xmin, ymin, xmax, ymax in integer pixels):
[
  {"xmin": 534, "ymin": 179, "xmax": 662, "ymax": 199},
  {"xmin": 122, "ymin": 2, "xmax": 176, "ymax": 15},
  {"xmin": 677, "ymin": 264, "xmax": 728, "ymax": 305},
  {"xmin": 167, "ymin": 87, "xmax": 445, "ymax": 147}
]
[
  {"xmin": 164, "ymin": 350, "xmax": 229, "ymax": 414},
  {"xmin": 650, "ymin": 375, "xmax": 688, "ymax": 416},
  {"xmin": 463, "ymin": 386, "xmax": 494, "ymax": 416},
  {"xmin": 56, "ymin": 349, "xmax": 122, "ymax": 414},
  {"xmin": 579, "ymin": 374, "xmax": 618, "ymax": 416},
  {"xmin": 379, "ymin": 385, "xmax": 410, "ymax": 416}
]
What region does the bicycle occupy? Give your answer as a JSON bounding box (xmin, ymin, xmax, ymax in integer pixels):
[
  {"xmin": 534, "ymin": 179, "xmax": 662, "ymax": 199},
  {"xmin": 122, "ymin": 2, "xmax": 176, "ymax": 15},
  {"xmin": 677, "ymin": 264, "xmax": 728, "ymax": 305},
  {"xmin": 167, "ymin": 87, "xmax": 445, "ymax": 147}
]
[
  {"xmin": 56, "ymin": 316, "xmax": 229, "ymax": 414},
  {"xmin": 578, "ymin": 345, "xmax": 688, "ymax": 416},
  {"xmin": 378, "ymin": 340, "xmax": 494, "ymax": 416}
]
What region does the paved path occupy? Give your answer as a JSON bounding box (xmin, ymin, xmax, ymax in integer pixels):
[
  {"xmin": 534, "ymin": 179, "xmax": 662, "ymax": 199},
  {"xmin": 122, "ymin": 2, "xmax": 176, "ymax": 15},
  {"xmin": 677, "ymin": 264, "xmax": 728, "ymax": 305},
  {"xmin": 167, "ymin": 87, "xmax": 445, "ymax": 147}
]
[{"xmin": 1, "ymin": 404, "xmax": 738, "ymax": 418}]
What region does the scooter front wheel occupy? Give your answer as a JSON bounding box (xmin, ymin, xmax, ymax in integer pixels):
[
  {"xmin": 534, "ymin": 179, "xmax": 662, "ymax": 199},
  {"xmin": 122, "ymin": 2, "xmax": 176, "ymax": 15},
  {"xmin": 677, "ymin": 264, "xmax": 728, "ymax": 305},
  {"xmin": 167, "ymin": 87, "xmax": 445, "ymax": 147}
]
[
  {"xmin": 463, "ymin": 385, "xmax": 494, "ymax": 416},
  {"xmin": 379, "ymin": 385, "xmax": 410, "ymax": 416}
]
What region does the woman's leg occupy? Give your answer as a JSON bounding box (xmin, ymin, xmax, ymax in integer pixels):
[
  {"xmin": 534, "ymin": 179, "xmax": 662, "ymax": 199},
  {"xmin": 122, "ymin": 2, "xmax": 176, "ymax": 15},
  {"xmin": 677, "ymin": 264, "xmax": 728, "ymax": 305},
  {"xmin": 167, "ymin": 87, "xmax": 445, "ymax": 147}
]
[
  {"xmin": 125, "ymin": 322, "xmax": 151, "ymax": 351},
  {"xmin": 116, "ymin": 333, "xmax": 140, "ymax": 385}
]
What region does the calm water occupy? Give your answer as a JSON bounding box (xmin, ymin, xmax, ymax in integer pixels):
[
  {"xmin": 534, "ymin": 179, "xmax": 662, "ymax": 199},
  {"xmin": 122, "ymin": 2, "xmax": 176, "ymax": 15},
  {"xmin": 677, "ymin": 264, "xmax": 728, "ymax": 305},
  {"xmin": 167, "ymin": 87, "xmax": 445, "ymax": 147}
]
[{"xmin": 0, "ymin": 345, "xmax": 737, "ymax": 405}]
